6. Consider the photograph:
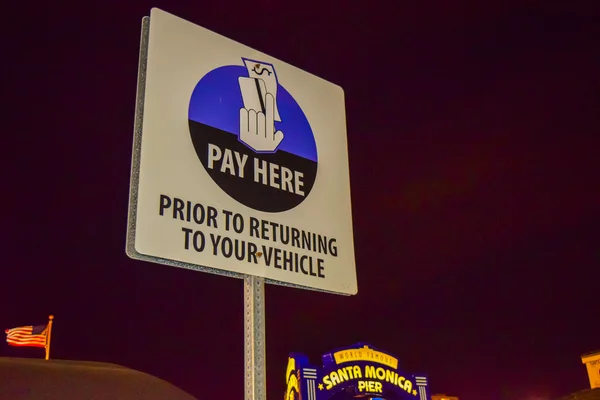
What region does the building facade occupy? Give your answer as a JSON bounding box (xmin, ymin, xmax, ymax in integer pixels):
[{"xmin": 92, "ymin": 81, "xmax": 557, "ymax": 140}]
[
  {"xmin": 557, "ymin": 349, "xmax": 600, "ymax": 400},
  {"xmin": 582, "ymin": 350, "xmax": 600, "ymax": 389}
]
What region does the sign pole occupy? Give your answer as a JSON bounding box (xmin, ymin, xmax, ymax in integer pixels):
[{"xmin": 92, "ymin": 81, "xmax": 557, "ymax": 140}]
[
  {"xmin": 244, "ymin": 275, "xmax": 266, "ymax": 400},
  {"xmin": 131, "ymin": 8, "xmax": 356, "ymax": 400}
]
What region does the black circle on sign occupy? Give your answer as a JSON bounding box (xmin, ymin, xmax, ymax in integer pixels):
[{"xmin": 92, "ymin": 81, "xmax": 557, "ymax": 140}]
[{"xmin": 187, "ymin": 64, "xmax": 319, "ymax": 213}]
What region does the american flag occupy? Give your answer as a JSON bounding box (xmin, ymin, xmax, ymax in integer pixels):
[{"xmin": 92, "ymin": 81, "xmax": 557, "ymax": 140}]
[{"xmin": 5, "ymin": 324, "xmax": 48, "ymax": 348}]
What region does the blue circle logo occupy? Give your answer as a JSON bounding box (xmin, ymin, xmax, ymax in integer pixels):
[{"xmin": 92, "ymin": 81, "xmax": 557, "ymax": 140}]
[{"xmin": 188, "ymin": 58, "xmax": 318, "ymax": 212}]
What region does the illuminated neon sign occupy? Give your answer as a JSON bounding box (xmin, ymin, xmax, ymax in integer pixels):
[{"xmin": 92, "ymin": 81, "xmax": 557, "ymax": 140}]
[{"xmin": 285, "ymin": 343, "xmax": 430, "ymax": 400}]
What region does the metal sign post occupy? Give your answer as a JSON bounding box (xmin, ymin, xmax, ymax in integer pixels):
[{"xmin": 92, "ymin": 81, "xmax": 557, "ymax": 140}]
[
  {"xmin": 244, "ymin": 275, "xmax": 266, "ymax": 400},
  {"xmin": 128, "ymin": 9, "xmax": 357, "ymax": 400}
]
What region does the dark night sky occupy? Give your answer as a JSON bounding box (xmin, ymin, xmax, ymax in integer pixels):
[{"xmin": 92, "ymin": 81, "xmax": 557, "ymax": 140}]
[{"xmin": 3, "ymin": 1, "xmax": 599, "ymax": 399}]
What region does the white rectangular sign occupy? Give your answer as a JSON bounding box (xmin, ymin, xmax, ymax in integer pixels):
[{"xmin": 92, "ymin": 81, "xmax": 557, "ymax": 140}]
[{"xmin": 126, "ymin": 8, "xmax": 357, "ymax": 295}]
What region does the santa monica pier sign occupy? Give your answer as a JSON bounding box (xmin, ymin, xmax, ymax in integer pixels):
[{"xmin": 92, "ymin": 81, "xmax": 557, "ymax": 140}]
[{"xmin": 285, "ymin": 343, "xmax": 430, "ymax": 400}]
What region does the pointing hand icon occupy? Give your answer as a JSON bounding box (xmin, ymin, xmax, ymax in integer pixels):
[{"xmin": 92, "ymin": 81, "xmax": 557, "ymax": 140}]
[{"xmin": 239, "ymin": 92, "xmax": 284, "ymax": 153}]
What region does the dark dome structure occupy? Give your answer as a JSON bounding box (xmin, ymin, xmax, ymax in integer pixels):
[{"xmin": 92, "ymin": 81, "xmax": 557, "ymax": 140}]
[{"xmin": 0, "ymin": 357, "xmax": 198, "ymax": 400}]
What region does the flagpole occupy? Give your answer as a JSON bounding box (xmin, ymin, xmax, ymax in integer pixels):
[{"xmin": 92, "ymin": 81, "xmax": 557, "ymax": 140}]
[{"xmin": 45, "ymin": 315, "xmax": 54, "ymax": 361}]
